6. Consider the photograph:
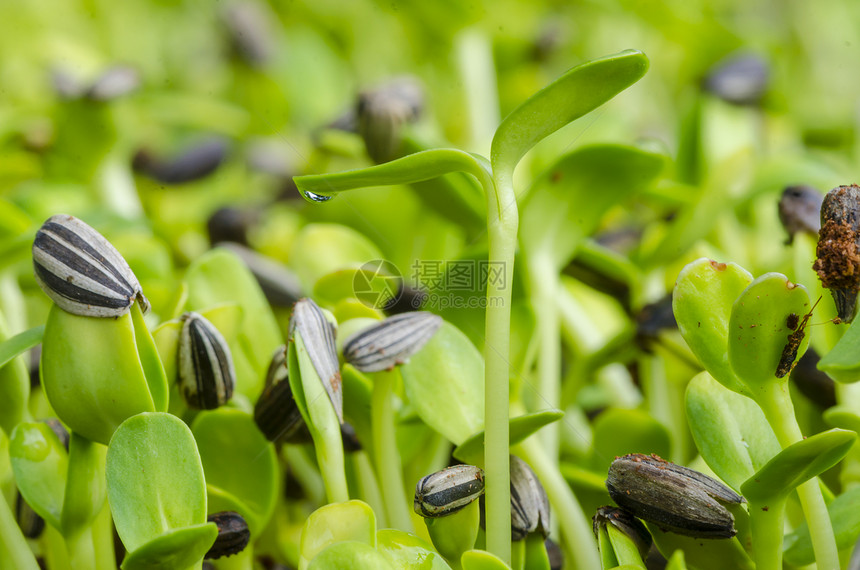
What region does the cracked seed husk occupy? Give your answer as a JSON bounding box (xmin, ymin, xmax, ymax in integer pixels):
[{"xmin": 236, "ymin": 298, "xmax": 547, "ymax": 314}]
[
  {"xmin": 414, "ymin": 464, "xmax": 485, "ymax": 518},
  {"xmin": 592, "ymin": 505, "xmax": 652, "ymax": 561},
  {"xmin": 606, "ymin": 454, "xmax": 743, "ymax": 539},
  {"xmin": 178, "ymin": 312, "xmax": 235, "ymax": 410},
  {"xmin": 814, "ymin": 184, "xmax": 860, "ymax": 323},
  {"xmin": 289, "ymin": 298, "xmax": 343, "ymax": 423},
  {"xmin": 33, "ymin": 214, "xmax": 150, "ymax": 317},
  {"xmin": 342, "ymin": 311, "xmax": 442, "ymax": 372}
]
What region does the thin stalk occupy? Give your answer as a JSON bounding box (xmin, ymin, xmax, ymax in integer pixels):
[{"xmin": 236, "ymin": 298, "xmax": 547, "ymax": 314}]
[
  {"xmin": 0, "ymin": 492, "xmax": 39, "ymax": 570},
  {"xmin": 92, "ymin": 501, "xmax": 116, "ymax": 570},
  {"xmin": 65, "ymin": 526, "xmax": 96, "ymax": 569},
  {"xmin": 516, "ymin": 438, "xmax": 600, "ymax": 569},
  {"xmin": 371, "ymin": 370, "xmax": 412, "ymax": 531},
  {"xmin": 755, "ymin": 382, "xmax": 840, "ymax": 569},
  {"xmin": 353, "ymin": 451, "xmax": 386, "ymax": 529},
  {"xmin": 528, "ymin": 254, "xmax": 561, "ymax": 461},
  {"xmin": 484, "ymin": 168, "xmax": 518, "ymax": 564},
  {"xmin": 747, "ymin": 498, "xmax": 786, "ymax": 570}
]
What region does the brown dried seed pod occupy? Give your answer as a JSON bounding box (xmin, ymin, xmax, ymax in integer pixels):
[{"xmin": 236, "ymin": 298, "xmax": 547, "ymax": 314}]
[
  {"xmin": 205, "ymin": 511, "xmax": 250, "ymax": 559},
  {"xmin": 606, "ymin": 454, "xmax": 743, "ymax": 539},
  {"xmin": 814, "ymin": 184, "xmax": 860, "ymax": 323}
]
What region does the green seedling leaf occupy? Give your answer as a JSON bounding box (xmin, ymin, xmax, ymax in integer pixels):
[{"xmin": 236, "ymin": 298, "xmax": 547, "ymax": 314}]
[
  {"xmin": 729, "ymin": 273, "xmax": 811, "ymax": 390},
  {"xmin": 119, "ymin": 524, "xmax": 218, "ymax": 570},
  {"xmin": 61, "ymin": 433, "xmax": 107, "ymax": 537},
  {"xmin": 299, "ymin": 500, "xmax": 376, "ymax": 570},
  {"xmin": 308, "ymin": 541, "xmax": 395, "ymax": 569},
  {"xmin": 589, "ymin": 408, "xmax": 671, "ymax": 475},
  {"xmin": 0, "ymin": 319, "xmax": 38, "ymax": 436},
  {"xmin": 400, "ymin": 321, "xmax": 484, "ymax": 445},
  {"xmin": 9, "ymin": 422, "xmax": 68, "ymax": 529},
  {"xmin": 685, "ymin": 372, "xmax": 780, "ymax": 491},
  {"xmin": 130, "ymin": 301, "xmax": 169, "ymax": 415},
  {"xmin": 106, "ymin": 413, "xmax": 212, "ymax": 556},
  {"xmin": 741, "ymin": 428, "xmax": 856, "ymax": 503},
  {"xmin": 334, "ymin": 298, "xmax": 384, "ymax": 322},
  {"xmin": 665, "ymin": 550, "xmax": 688, "ymax": 570},
  {"xmin": 342, "ymin": 364, "xmax": 375, "ymax": 458},
  {"xmin": 673, "ymin": 258, "xmax": 753, "ymax": 395},
  {"xmin": 376, "ymin": 529, "xmax": 452, "ymax": 569},
  {"xmin": 453, "ymin": 410, "xmax": 564, "ymax": 465},
  {"xmin": 783, "ymin": 486, "xmax": 860, "ymax": 565},
  {"xmin": 425, "ymin": 499, "xmax": 480, "ymax": 563},
  {"xmin": 646, "ymin": 523, "xmax": 753, "ymax": 570},
  {"xmin": 491, "ymin": 50, "xmax": 648, "ymax": 179},
  {"xmin": 823, "ymin": 406, "xmax": 860, "ymax": 433},
  {"xmin": 291, "ymin": 224, "xmax": 383, "ymax": 289},
  {"xmin": 289, "ymin": 331, "xmax": 347, "ymax": 502},
  {"xmin": 818, "ymin": 317, "xmax": 860, "ymax": 383},
  {"xmin": 461, "ymin": 549, "xmax": 512, "ymax": 570},
  {"xmin": 185, "ymin": 247, "xmax": 282, "ymax": 399},
  {"xmin": 294, "ymin": 148, "xmax": 493, "ymax": 206},
  {"xmin": 192, "ymin": 408, "xmax": 278, "ymax": 536},
  {"xmin": 606, "ymin": 524, "xmax": 647, "ymax": 567},
  {"xmin": 0, "ymin": 324, "xmax": 43, "ymax": 370},
  {"xmin": 520, "ymin": 144, "xmax": 664, "ymax": 269},
  {"xmin": 41, "ymin": 304, "xmax": 161, "ymax": 445}
]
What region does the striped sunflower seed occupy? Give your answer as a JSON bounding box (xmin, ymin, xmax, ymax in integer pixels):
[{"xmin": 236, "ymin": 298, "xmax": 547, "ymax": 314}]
[
  {"xmin": 178, "ymin": 312, "xmax": 235, "ymax": 410},
  {"xmin": 205, "ymin": 511, "xmax": 250, "ymax": 560},
  {"xmin": 606, "ymin": 453, "xmax": 743, "ymax": 539},
  {"xmin": 414, "ymin": 464, "xmax": 485, "ymax": 518},
  {"xmin": 289, "ymin": 298, "xmax": 342, "ymax": 423},
  {"xmin": 253, "ymin": 345, "xmax": 311, "ymax": 443},
  {"xmin": 342, "ymin": 312, "xmax": 442, "ymax": 372},
  {"xmin": 33, "ymin": 215, "xmax": 150, "ymax": 317},
  {"xmin": 510, "ymin": 455, "xmax": 550, "ymax": 541}
]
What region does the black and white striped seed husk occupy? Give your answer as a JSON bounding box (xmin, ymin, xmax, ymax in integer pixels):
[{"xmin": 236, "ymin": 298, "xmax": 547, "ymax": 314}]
[
  {"xmin": 205, "ymin": 511, "xmax": 250, "ymax": 559},
  {"xmin": 342, "ymin": 312, "xmax": 442, "ymax": 372},
  {"xmin": 33, "ymin": 215, "xmax": 150, "ymax": 317},
  {"xmin": 178, "ymin": 312, "xmax": 235, "ymax": 410},
  {"xmin": 606, "ymin": 454, "xmax": 743, "ymax": 539},
  {"xmin": 253, "ymin": 345, "xmax": 312, "ymax": 443},
  {"xmin": 510, "ymin": 455, "xmax": 551, "ymax": 541},
  {"xmin": 289, "ymin": 298, "xmax": 342, "ymax": 423},
  {"xmin": 414, "ymin": 464, "xmax": 485, "ymax": 518}
]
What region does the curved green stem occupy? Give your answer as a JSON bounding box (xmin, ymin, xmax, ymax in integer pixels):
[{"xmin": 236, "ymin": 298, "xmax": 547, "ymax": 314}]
[
  {"xmin": 755, "ymin": 382, "xmax": 839, "ymax": 569},
  {"xmin": 65, "ymin": 526, "xmax": 96, "ymax": 570},
  {"xmin": 747, "ymin": 498, "xmax": 786, "ymax": 570},
  {"xmin": 0, "ymin": 492, "xmax": 39, "ymax": 570},
  {"xmin": 371, "ymin": 370, "xmax": 412, "ymax": 532},
  {"xmin": 516, "ymin": 438, "xmax": 600, "ymax": 569},
  {"xmin": 353, "ymin": 451, "xmax": 386, "ymax": 528}
]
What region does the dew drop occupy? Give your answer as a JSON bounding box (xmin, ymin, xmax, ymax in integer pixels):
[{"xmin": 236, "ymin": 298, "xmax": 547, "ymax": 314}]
[{"xmin": 302, "ymin": 189, "xmax": 334, "ymax": 203}]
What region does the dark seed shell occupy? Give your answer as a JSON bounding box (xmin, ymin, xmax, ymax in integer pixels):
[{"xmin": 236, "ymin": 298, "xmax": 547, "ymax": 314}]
[
  {"xmin": 16, "ymin": 493, "xmax": 45, "ymax": 539},
  {"xmin": 414, "ymin": 465, "xmax": 485, "ymax": 518},
  {"xmin": 205, "ymin": 511, "xmax": 250, "ymax": 559},
  {"xmin": 178, "ymin": 312, "xmax": 235, "ymax": 410},
  {"xmin": 592, "ymin": 505, "xmax": 652, "ymax": 561},
  {"xmin": 606, "ymin": 454, "xmax": 742, "ymax": 539},
  {"xmin": 510, "ymin": 456, "xmax": 550, "ymax": 541},
  {"xmin": 253, "ymin": 345, "xmax": 311, "ymax": 443},
  {"xmin": 342, "ymin": 312, "xmax": 442, "ymax": 372},
  {"xmin": 814, "ymin": 184, "xmax": 860, "ymax": 322},
  {"xmin": 33, "ymin": 215, "xmax": 149, "ymax": 317}
]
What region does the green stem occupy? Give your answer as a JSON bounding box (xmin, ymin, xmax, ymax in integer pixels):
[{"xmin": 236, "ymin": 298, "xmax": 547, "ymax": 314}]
[
  {"xmin": 484, "ymin": 168, "xmax": 518, "ymax": 565},
  {"xmin": 528, "ymin": 255, "xmax": 560, "ymax": 461},
  {"xmin": 65, "ymin": 526, "xmax": 96, "ymax": 570},
  {"xmin": 353, "ymin": 451, "xmax": 386, "ymax": 529},
  {"xmin": 0, "ymin": 492, "xmax": 39, "ymax": 570},
  {"xmin": 212, "ymin": 545, "xmax": 254, "ymax": 570},
  {"xmin": 92, "ymin": 500, "xmax": 116, "ymax": 570},
  {"xmin": 755, "ymin": 382, "xmax": 840, "ymax": 570},
  {"xmin": 282, "ymin": 445, "xmax": 326, "ymax": 506},
  {"xmin": 516, "ymin": 438, "xmax": 600, "ymax": 570},
  {"xmin": 747, "ymin": 498, "xmax": 786, "ymax": 570},
  {"xmin": 371, "ymin": 370, "xmax": 412, "ymax": 532}
]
